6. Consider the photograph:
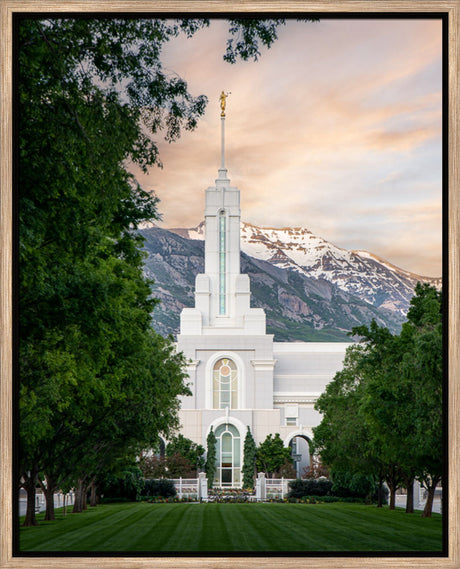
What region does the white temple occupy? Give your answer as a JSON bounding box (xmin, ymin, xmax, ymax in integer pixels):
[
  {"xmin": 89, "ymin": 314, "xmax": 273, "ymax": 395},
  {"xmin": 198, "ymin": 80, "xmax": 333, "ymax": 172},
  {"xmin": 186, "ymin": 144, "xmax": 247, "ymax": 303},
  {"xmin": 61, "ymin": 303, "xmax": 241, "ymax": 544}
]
[{"xmin": 175, "ymin": 94, "xmax": 350, "ymax": 487}]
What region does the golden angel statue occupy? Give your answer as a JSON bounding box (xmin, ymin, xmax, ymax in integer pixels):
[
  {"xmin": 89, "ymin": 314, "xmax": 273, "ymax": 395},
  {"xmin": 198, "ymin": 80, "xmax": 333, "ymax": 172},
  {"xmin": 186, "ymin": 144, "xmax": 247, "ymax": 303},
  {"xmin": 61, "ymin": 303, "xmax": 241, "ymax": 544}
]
[{"xmin": 220, "ymin": 91, "xmax": 229, "ymax": 117}]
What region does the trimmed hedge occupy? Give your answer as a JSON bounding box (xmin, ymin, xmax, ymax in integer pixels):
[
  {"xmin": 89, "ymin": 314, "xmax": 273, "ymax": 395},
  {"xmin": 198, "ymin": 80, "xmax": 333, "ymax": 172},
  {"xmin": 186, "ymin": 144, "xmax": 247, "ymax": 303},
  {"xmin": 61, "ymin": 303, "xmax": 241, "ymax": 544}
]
[
  {"xmin": 297, "ymin": 495, "xmax": 366, "ymax": 503},
  {"xmin": 143, "ymin": 479, "xmax": 176, "ymax": 498},
  {"xmin": 287, "ymin": 478, "xmax": 332, "ymax": 498},
  {"xmin": 99, "ymin": 467, "xmax": 144, "ymax": 502},
  {"xmin": 287, "ymin": 476, "xmax": 388, "ymax": 504}
]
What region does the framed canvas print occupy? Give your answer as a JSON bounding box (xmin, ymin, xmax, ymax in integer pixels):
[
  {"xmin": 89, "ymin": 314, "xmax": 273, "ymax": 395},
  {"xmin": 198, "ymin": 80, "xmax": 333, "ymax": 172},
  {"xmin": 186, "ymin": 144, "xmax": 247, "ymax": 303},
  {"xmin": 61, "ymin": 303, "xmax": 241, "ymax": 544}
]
[{"xmin": 1, "ymin": 1, "xmax": 459, "ymax": 568}]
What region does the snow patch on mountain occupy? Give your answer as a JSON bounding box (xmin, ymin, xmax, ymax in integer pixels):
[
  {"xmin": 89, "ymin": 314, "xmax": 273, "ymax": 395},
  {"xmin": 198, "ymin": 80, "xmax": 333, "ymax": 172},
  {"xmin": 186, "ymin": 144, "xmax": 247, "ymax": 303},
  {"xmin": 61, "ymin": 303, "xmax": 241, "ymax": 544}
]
[{"xmin": 166, "ymin": 221, "xmax": 440, "ymax": 316}]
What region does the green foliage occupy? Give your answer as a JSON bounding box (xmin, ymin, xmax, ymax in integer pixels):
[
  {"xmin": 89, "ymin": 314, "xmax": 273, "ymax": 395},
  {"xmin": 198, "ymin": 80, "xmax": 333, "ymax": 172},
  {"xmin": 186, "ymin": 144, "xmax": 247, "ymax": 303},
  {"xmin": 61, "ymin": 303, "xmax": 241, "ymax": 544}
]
[
  {"xmin": 18, "ymin": 17, "xmax": 200, "ymax": 521},
  {"xmin": 98, "ymin": 467, "xmax": 144, "ymax": 502},
  {"xmin": 166, "ymin": 435, "xmax": 205, "ymax": 475},
  {"xmin": 330, "ymin": 471, "xmax": 375, "ymax": 498},
  {"xmin": 312, "ymin": 284, "xmax": 442, "ymax": 515},
  {"xmin": 205, "ymin": 427, "xmax": 217, "ymax": 489},
  {"xmin": 142, "ymin": 479, "xmax": 176, "ymax": 499},
  {"xmin": 288, "ymin": 478, "xmax": 333, "ymax": 498},
  {"xmin": 294, "ymin": 495, "xmax": 367, "ymax": 504},
  {"xmin": 223, "ymin": 18, "xmax": 318, "ymax": 64},
  {"xmin": 138, "ymin": 455, "xmax": 167, "ymax": 479},
  {"xmin": 164, "ymin": 453, "xmax": 197, "ymax": 479},
  {"xmin": 242, "ymin": 427, "xmax": 257, "ymax": 489},
  {"xmin": 256, "ymin": 433, "xmax": 293, "ymax": 477},
  {"xmin": 17, "ymin": 15, "xmax": 319, "ymax": 524}
]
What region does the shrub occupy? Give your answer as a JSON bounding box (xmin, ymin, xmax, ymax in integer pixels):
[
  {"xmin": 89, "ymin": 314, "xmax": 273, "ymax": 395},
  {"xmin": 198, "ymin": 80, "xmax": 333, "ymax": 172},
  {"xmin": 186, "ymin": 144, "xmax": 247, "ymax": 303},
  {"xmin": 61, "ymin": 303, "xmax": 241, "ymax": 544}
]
[
  {"xmin": 138, "ymin": 455, "xmax": 167, "ymax": 478},
  {"xmin": 287, "ymin": 478, "xmax": 333, "ymax": 498},
  {"xmin": 330, "ymin": 471, "xmax": 375, "ymax": 498},
  {"xmin": 99, "ymin": 467, "xmax": 144, "ymax": 502},
  {"xmin": 143, "ymin": 478, "xmax": 176, "ymax": 498},
  {"xmin": 305, "ymin": 495, "xmax": 365, "ymax": 503}
]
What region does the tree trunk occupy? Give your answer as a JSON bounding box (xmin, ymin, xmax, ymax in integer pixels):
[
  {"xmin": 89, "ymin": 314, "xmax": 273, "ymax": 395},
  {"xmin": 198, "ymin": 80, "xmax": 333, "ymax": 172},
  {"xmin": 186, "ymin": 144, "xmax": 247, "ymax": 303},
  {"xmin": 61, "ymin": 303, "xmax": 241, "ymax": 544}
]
[
  {"xmin": 82, "ymin": 484, "xmax": 88, "ymax": 510},
  {"xmin": 22, "ymin": 471, "xmax": 39, "ymax": 527},
  {"xmin": 72, "ymin": 478, "xmax": 85, "ymax": 513},
  {"xmin": 89, "ymin": 481, "xmax": 98, "ymax": 507},
  {"xmin": 420, "ymin": 475, "xmax": 441, "ymax": 518},
  {"xmin": 39, "ymin": 474, "xmax": 57, "ymax": 521},
  {"xmin": 389, "ymin": 481, "xmax": 396, "ymax": 510},
  {"xmin": 422, "ymin": 481, "xmax": 439, "ymax": 517},
  {"xmin": 386, "ymin": 465, "xmax": 400, "ymax": 510},
  {"xmin": 377, "ymin": 474, "xmax": 384, "ymax": 508},
  {"xmin": 405, "ymin": 478, "xmax": 414, "ymax": 514}
]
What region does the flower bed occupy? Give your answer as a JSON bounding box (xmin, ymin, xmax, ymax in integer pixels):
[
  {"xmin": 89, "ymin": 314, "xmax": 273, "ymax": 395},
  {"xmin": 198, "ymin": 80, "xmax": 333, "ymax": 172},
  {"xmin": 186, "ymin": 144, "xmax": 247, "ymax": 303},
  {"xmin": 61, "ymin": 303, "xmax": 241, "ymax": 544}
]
[{"xmin": 206, "ymin": 488, "xmax": 254, "ymax": 502}]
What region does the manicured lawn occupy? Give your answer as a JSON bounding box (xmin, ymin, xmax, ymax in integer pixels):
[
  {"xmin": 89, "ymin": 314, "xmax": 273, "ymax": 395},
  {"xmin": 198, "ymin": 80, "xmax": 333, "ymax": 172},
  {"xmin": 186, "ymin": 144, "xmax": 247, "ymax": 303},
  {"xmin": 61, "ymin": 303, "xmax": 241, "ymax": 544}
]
[{"xmin": 19, "ymin": 502, "xmax": 443, "ymax": 553}]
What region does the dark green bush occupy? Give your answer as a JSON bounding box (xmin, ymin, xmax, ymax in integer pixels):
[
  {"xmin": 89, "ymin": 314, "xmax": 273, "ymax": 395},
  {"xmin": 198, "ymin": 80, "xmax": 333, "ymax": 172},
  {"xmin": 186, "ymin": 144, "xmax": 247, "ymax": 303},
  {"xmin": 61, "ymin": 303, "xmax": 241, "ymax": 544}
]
[
  {"xmin": 143, "ymin": 478, "xmax": 176, "ymax": 498},
  {"xmin": 331, "ymin": 471, "xmax": 374, "ymax": 498},
  {"xmin": 306, "ymin": 495, "xmax": 365, "ymax": 503},
  {"xmin": 287, "ymin": 475, "xmax": 387, "ymax": 504},
  {"xmin": 287, "ymin": 478, "xmax": 333, "ymax": 498},
  {"xmin": 98, "ymin": 467, "xmax": 144, "ymax": 502}
]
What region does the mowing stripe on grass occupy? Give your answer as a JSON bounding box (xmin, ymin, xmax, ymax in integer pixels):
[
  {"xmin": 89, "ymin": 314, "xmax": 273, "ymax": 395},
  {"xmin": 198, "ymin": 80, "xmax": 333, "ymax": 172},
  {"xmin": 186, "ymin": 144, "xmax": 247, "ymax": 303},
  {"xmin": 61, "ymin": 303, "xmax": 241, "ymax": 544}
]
[{"xmin": 19, "ymin": 502, "xmax": 443, "ymax": 553}]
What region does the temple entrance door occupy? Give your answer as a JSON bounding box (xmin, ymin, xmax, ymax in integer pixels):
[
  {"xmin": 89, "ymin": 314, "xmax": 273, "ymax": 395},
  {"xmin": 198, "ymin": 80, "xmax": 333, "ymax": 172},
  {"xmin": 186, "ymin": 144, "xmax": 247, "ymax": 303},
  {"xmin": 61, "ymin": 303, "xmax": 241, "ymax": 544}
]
[
  {"xmin": 289, "ymin": 435, "xmax": 313, "ymax": 478},
  {"xmin": 215, "ymin": 424, "xmax": 241, "ymax": 487}
]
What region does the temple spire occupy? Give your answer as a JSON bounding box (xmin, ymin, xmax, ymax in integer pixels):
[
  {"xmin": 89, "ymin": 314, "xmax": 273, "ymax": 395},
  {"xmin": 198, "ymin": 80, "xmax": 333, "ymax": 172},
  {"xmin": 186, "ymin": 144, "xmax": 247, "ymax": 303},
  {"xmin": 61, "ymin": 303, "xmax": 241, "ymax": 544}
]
[{"xmin": 218, "ymin": 91, "xmax": 230, "ymax": 181}]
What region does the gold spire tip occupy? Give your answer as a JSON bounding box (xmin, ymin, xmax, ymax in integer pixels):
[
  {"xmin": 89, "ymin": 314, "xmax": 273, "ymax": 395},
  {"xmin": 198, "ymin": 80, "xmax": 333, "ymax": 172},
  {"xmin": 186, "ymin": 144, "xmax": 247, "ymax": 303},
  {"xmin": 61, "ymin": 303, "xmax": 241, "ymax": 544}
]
[{"xmin": 220, "ymin": 91, "xmax": 230, "ymax": 117}]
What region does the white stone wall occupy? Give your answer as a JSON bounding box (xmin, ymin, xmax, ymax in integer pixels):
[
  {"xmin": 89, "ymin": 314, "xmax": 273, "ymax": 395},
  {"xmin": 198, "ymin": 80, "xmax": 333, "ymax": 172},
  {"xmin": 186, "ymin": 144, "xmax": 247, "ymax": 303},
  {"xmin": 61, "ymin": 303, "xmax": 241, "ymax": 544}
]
[{"xmin": 174, "ymin": 135, "xmax": 351, "ymax": 483}]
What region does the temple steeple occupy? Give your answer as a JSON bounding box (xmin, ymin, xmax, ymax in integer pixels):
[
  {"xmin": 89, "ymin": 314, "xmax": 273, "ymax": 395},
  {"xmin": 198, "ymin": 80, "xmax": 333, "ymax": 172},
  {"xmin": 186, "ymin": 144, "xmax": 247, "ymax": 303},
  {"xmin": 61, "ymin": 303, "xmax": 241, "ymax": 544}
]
[
  {"xmin": 179, "ymin": 93, "xmax": 266, "ymax": 336},
  {"xmin": 218, "ymin": 91, "xmax": 230, "ymax": 183}
]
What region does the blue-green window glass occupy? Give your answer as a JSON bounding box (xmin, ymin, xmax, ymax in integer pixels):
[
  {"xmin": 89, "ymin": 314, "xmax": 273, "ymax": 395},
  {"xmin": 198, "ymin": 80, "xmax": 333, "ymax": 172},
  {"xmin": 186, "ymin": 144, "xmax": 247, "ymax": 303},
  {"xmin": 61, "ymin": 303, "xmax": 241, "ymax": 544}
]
[
  {"xmin": 219, "ymin": 211, "xmax": 226, "ymax": 315},
  {"xmin": 214, "ymin": 423, "xmax": 242, "ymax": 487}
]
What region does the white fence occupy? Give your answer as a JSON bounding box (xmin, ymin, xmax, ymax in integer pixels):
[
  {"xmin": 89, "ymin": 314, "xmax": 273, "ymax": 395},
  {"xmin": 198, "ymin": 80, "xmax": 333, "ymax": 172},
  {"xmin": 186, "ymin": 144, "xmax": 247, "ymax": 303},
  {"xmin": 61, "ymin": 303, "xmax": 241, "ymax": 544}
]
[
  {"xmin": 19, "ymin": 489, "xmax": 76, "ymax": 517},
  {"xmin": 256, "ymin": 474, "xmax": 294, "ymax": 501},
  {"xmin": 170, "ymin": 473, "xmax": 208, "ymax": 500}
]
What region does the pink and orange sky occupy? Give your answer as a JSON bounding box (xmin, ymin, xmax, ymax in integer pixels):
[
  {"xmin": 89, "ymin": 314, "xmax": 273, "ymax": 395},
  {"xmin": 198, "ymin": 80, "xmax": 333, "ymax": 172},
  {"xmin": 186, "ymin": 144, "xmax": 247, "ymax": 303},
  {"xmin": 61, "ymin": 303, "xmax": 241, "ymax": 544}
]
[{"xmin": 133, "ymin": 18, "xmax": 443, "ymax": 277}]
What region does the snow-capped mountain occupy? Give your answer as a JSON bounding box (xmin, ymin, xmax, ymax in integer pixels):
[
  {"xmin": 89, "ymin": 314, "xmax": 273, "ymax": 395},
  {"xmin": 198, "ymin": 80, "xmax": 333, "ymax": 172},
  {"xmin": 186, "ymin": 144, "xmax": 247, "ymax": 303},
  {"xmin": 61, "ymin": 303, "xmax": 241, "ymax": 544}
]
[
  {"xmin": 167, "ymin": 221, "xmax": 440, "ymax": 316},
  {"xmin": 138, "ymin": 226, "xmax": 408, "ymax": 342}
]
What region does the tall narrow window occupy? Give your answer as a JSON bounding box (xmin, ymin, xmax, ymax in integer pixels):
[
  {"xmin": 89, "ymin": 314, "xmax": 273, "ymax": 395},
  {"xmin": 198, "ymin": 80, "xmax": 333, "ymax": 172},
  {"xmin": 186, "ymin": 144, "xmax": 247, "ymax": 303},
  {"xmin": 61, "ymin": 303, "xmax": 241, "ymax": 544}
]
[
  {"xmin": 213, "ymin": 358, "xmax": 238, "ymax": 409},
  {"xmin": 214, "ymin": 424, "xmax": 241, "ymax": 487},
  {"xmin": 219, "ymin": 210, "xmax": 226, "ymax": 315}
]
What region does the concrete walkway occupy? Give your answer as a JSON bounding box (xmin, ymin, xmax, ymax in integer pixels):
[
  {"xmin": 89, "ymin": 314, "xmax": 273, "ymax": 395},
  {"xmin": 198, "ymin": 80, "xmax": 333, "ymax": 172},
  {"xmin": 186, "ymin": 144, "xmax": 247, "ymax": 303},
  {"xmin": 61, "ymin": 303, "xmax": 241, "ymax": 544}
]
[
  {"xmin": 395, "ymin": 494, "xmax": 442, "ymax": 514},
  {"xmin": 19, "ymin": 489, "xmax": 75, "ymax": 517}
]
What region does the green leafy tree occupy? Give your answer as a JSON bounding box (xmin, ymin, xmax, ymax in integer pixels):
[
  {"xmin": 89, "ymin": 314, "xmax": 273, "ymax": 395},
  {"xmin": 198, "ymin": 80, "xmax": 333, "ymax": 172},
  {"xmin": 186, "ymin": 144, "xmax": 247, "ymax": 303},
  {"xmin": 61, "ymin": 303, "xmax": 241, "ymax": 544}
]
[
  {"xmin": 313, "ymin": 284, "xmax": 442, "ymax": 516},
  {"xmin": 402, "ymin": 284, "xmax": 443, "ymax": 517},
  {"xmin": 312, "ymin": 344, "xmax": 386, "ymax": 476},
  {"xmin": 166, "ymin": 435, "xmax": 205, "ymax": 476},
  {"xmin": 138, "ymin": 455, "xmax": 167, "ymax": 479},
  {"xmin": 256, "ymin": 434, "xmax": 292, "ymax": 478},
  {"xmin": 205, "ymin": 427, "xmax": 217, "ymax": 489},
  {"xmin": 165, "ymin": 453, "xmax": 197, "ymax": 479},
  {"xmin": 242, "ymin": 427, "xmax": 257, "ymax": 489},
  {"xmin": 18, "ymin": 16, "xmax": 317, "ymax": 525}
]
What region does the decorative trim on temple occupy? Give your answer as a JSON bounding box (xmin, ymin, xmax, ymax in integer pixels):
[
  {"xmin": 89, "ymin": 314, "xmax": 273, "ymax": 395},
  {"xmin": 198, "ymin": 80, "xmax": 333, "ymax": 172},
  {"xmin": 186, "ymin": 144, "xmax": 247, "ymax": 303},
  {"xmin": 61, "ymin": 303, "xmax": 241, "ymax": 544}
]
[{"xmin": 251, "ymin": 360, "xmax": 277, "ymax": 371}]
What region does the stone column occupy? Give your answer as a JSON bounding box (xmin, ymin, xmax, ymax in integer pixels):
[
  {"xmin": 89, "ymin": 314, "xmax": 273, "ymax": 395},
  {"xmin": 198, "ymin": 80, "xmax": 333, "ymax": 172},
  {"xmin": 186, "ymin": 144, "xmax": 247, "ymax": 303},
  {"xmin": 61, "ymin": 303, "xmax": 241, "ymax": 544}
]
[
  {"xmin": 198, "ymin": 472, "xmax": 208, "ymax": 501},
  {"xmin": 256, "ymin": 472, "xmax": 266, "ymax": 501}
]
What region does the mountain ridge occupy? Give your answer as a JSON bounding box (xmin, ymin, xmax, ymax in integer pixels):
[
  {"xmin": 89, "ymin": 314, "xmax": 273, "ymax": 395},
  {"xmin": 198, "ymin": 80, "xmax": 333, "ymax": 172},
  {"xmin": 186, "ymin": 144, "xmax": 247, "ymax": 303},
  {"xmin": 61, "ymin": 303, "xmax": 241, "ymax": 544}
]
[
  {"xmin": 137, "ymin": 223, "xmax": 437, "ymax": 341},
  {"xmin": 160, "ymin": 221, "xmax": 440, "ymax": 316}
]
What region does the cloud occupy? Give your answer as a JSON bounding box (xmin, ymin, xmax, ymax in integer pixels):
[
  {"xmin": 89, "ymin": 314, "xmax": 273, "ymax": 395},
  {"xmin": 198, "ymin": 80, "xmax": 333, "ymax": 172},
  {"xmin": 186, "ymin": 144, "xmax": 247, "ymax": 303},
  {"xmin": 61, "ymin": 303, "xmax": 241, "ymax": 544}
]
[{"xmin": 131, "ymin": 18, "xmax": 442, "ymax": 276}]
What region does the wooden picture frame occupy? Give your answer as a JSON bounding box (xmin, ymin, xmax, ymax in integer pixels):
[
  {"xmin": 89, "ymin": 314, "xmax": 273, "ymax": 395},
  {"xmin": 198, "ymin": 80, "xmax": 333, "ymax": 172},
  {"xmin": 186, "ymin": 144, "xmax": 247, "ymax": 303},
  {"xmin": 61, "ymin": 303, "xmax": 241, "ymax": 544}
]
[{"xmin": 1, "ymin": 1, "xmax": 458, "ymax": 568}]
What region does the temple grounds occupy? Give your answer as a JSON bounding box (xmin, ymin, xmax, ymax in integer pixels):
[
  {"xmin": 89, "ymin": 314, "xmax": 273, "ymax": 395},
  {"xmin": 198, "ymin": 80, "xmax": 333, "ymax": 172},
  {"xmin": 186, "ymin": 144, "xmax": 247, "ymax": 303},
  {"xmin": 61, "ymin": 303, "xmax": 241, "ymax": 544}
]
[{"xmin": 19, "ymin": 501, "xmax": 443, "ymax": 553}]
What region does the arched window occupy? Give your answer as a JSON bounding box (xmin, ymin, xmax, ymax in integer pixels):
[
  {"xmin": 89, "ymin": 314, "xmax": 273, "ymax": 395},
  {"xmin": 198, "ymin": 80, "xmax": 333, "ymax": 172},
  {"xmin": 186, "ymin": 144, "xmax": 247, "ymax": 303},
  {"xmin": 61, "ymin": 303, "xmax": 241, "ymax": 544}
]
[
  {"xmin": 214, "ymin": 424, "xmax": 241, "ymax": 487},
  {"xmin": 213, "ymin": 358, "xmax": 238, "ymax": 409}
]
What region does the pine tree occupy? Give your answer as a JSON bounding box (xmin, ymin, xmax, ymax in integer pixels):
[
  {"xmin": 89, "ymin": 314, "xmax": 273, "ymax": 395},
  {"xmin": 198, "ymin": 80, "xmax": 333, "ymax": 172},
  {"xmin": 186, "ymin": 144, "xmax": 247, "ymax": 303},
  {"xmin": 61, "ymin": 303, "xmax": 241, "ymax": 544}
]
[
  {"xmin": 242, "ymin": 427, "xmax": 257, "ymax": 489},
  {"xmin": 205, "ymin": 427, "xmax": 217, "ymax": 489}
]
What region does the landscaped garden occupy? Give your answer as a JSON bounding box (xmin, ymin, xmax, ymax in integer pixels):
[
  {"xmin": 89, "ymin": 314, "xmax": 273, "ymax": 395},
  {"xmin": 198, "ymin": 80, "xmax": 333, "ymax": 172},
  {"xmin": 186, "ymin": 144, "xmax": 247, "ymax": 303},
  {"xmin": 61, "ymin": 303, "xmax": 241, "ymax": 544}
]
[{"xmin": 20, "ymin": 501, "xmax": 443, "ymax": 553}]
